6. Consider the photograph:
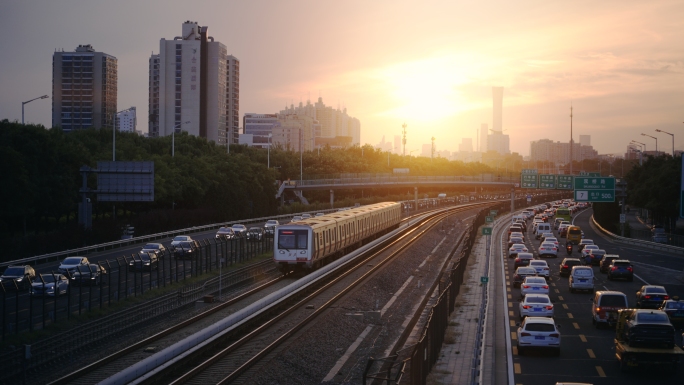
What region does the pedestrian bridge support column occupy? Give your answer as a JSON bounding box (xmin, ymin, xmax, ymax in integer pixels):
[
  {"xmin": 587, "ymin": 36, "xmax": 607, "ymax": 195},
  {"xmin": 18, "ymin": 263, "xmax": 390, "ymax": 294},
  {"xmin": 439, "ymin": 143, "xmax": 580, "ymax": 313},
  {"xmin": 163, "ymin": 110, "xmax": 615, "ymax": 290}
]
[
  {"xmin": 414, "ymin": 187, "xmax": 418, "ymax": 210},
  {"xmin": 330, "ymin": 189, "xmax": 334, "ymax": 209}
]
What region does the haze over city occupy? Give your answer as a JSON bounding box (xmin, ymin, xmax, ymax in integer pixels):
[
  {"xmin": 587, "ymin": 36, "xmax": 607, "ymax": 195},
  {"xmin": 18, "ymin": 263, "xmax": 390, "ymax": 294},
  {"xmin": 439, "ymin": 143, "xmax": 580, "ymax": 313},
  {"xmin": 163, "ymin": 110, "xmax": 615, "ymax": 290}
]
[{"xmin": 1, "ymin": 0, "xmax": 682, "ymax": 156}]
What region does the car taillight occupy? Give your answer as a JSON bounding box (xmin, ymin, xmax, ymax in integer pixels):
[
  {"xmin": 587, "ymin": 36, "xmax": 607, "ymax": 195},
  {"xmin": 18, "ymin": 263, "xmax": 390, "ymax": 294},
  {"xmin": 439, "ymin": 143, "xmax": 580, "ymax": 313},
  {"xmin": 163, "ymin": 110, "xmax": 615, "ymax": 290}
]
[
  {"xmin": 522, "ymin": 305, "xmax": 531, "ymax": 309},
  {"xmin": 545, "ymin": 305, "xmax": 553, "ymax": 310},
  {"xmin": 664, "ymin": 296, "xmax": 670, "ymax": 300},
  {"xmin": 550, "ymin": 333, "xmax": 559, "ymax": 338},
  {"xmin": 611, "ymin": 266, "xmax": 617, "ymax": 271},
  {"xmin": 563, "ymin": 264, "xmax": 568, "ymax": 268},
  {"xmin": 627, "ymin": 267, "xmax": 633, "ymax": 272},
  {"xmin": 520, "ymin": 332, "xmax": 531, "ymax": 337},
  {"xmin": 542, "ymin": 285, "xmax": 549, "ymax": 289},
  {"xmin": 643, "ymin": 295, "xmax": 651, "ymax": 299},
  {"xmin": 543, "ymin": 267, "xmax": 549, "ymax": 270},
  {"xmin": 515, "ymin": 258, "xmax": 521, "ymax": 263}
]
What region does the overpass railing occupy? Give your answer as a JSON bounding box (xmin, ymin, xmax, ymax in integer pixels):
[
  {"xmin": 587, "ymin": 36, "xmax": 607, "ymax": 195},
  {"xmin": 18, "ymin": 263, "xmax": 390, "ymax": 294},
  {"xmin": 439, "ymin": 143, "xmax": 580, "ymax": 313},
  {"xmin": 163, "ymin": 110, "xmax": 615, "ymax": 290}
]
[{"xmin": 294, "ymin": 174, "xmax": 518, "ymax": 187}]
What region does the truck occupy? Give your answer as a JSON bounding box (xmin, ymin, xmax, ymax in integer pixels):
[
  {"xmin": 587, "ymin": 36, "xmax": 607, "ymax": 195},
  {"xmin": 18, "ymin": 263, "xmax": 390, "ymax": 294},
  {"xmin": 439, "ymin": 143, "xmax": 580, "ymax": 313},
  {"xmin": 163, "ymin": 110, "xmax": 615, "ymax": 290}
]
[{"xmin": 614, "ymin": 309, "xmax": 684, "ymax": 372}]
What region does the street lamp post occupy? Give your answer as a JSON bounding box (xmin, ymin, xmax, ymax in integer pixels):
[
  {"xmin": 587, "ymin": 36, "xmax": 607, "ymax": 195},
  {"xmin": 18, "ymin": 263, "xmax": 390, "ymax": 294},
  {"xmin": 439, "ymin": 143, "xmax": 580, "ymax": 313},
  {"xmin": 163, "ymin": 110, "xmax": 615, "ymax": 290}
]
[
  {"xmin": 22, "ymin": 95, "xmax": 49, "ymax": 125},
  {"xmin": 641, "ymin": 133, "xmax": 657, "ymax": 154},
  {"xmin": 655, "ymin": 129, "xmax": 674, "ymax": 156},
  {"xmin": 172, "ymin": 121, "xmax": 191, "ymax": 157},
  {"xmin": 267, "ymin": 133, "xmax": 272, "ymax": 168},
  {"xmin": 631, "ymin": 141, "xmax": 645, "ymax": 166}
]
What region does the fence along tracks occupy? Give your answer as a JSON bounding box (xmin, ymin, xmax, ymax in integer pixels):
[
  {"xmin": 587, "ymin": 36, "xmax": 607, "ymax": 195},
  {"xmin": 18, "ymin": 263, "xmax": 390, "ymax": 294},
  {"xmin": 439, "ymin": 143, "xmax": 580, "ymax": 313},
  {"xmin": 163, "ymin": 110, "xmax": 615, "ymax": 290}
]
[{"xmin": 136, "ymin": 204, "xmax": 488, "ymax": 385}]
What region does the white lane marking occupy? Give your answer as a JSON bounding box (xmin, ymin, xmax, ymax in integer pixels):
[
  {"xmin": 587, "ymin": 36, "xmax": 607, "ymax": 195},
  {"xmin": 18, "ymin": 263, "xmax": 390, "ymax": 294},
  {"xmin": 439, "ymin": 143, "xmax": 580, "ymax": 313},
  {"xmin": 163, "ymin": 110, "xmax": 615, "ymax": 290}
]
[
  {"xmin": 380, "ymin": 276, "xmax": 414, "ymax": 317},
  {"xmin": 633, "ymin": 273, "xmax": 650, "ymax": 285},
  {"xmin": 322, "ymin": 324, "xmax": 374, "ymax": 382},
  {"xmin": 431, "ymin": 235, "xmax": 448, "ymax": 254}
]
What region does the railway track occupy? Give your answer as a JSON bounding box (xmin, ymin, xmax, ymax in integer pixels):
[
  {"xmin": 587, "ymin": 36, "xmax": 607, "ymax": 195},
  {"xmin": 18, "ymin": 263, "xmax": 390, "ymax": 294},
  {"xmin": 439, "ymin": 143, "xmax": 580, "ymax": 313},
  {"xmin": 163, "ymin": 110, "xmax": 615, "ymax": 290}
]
[{"xmin": 151, "ymin": 203, "xmax": 492, "ymax": 385}]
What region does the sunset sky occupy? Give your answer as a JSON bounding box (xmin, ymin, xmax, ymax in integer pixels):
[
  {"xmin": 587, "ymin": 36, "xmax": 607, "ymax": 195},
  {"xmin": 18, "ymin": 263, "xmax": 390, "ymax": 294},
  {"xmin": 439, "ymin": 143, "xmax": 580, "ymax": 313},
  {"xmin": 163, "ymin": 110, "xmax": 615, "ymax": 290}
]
[{"xmin": 1, "ymin": 0, "xmax": 682, "ymax": 156}]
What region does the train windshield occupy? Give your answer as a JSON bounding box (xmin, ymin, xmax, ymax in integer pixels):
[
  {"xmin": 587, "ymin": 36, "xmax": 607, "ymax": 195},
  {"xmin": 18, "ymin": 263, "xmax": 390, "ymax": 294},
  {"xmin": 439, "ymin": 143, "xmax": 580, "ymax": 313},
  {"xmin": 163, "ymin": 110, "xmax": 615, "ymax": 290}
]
[{"xmin": 278, "ymin": 229, "xmax": 308, "ymax": 250}]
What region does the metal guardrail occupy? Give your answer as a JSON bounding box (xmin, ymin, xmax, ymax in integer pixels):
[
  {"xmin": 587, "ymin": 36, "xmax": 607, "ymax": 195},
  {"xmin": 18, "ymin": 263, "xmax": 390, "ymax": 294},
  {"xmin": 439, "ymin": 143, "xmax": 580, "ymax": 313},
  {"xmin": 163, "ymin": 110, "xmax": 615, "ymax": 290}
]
[
  {"xmin": 591, "ymin": 215, "xmax": 684, "ymax": 255},
  {"xmin": 294, "ymin": 174, "xmax": 518, "ymax": 187}
]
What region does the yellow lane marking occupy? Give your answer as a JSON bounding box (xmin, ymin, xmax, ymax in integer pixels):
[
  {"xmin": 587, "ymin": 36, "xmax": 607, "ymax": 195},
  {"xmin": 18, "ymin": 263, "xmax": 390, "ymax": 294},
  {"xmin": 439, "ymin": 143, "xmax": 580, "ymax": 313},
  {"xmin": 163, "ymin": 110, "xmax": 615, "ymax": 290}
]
[
  {"xmin": 587, "ymin": 349, "xmax": 596, "ymax": 358},
  {"xmin": 579, "ymin": 334, "xmax": 587, "ymax": 342},
  {"xmin": 551, "ymin": 282, "xmax": 556, "ymax": 286},
  {"xmin": 512, "ymin": 346, "xmax": 518, "ymax": 355},
  {"xmin": 514, "ymin": 363, "xmax": 522, "ymax": 374},
  {"xmin": 509, "ymin": 310, "xmax": 515, "ymax": 317},
  {"xmin": 508, "ymin": 294, "xmax": 512, "ymax": 299},
  {"xmin": 596, "ymin": 366, "xmax": 606, "ymax": 377},
  {"xmin": 507, "ymin": 287, "xmax": 511, "ymax": 292},
  {"xmin": 554, "ymin": 289, "xmax": 560, "ymax": 293},
  {"xmin": 510, "ymin": 320, "xmax": 516, "ymax": 327},
  {"xmin": 558, "ymin": 296, "xmax": 564, "ymax": 301},
  {"xmin": 511, "ymin": 332, "xmax": 517, "ymax": 340},
  {"xmin": 509, "ymin": 302, "xmax": 513, "ymax": 308},
  {"xmin": 562, "ymin": 304, "xmax": 569, "ymax": 309},
  {"xmin": 573, "ymin": 322, "xmax": 580, "ymax": 329},
  {"xmin": 567, "ymin": 313, "xmax": 574, "ymax": 319}
]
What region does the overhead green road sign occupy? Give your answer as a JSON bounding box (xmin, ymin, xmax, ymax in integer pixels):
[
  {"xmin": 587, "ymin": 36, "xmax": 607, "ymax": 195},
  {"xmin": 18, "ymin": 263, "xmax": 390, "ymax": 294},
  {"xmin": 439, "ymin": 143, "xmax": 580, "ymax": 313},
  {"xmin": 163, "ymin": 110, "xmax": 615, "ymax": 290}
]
[
  {"xmin": 580, "ymin": 171, "xmax": 601, "ymax": 177},
  {"xmin": 490, "ymin": 210, "xmax": 498, "ymax": 216},
  {"xmin": 539, "ymin": 174, "xmax": 556, "ymax": 189},
  {"xmin": 574, "ymin": 176, "xmax": 615, "ymax": 202},
  {"xmin": 482, "ymin": 227, "xmax": 492, "ymax": 235},
  {"xmin": 485, "ymin": 216, "xmax": 493, "ymax": 223},
  {"xmin": 521, "ymin": 175, "xmax": 538, "ymax": 188},
  {"xmin": 556, "ymin": 175, "xmax": 573, "ymax": 190}
]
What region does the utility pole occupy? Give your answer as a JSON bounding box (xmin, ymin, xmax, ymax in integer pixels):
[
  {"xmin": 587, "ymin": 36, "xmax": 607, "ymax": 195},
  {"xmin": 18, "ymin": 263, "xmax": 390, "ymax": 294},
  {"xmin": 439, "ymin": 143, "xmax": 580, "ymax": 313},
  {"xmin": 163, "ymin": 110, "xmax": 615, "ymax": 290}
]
[
  {"xmin": 402, "ymin": 122, "xmax": 407, "ymax": 156},
  {"xmin": 569, "ymin": 104, "xmax": 573, "ymax": 175}
]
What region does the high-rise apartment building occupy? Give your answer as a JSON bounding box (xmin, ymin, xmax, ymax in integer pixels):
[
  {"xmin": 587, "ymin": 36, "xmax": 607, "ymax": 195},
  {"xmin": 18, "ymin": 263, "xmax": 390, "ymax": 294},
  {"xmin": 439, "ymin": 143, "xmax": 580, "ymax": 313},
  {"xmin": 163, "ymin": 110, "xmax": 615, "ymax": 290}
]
[
  {"xmin": 313, "ymin": 97, "xmax": 360, "ymax": 145},
  {"xmin": 117, "ymin": 107, "xmax": 137, "ymax": 133},
  {"xmin": 148, "ymin": 21, "xmax": 239, "ymax": 147},
  {"xmin": 492, "ymin": 87, "xmax": 504, "ymax": 133},
  {"xmin": 579, "ymin": 135, "xmax": 590, "ymax": 146},
  {"xmin": 530, "ymin": 139, "xmax": 597, "ymax": 163},
  {"xmin": 52, "ymin": 44, "xmax": 117, "ymax": 131}
]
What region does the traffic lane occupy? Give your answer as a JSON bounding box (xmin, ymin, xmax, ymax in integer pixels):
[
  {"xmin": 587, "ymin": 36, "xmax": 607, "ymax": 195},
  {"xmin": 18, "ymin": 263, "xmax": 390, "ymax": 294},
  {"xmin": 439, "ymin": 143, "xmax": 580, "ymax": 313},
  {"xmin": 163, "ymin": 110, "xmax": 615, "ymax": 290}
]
[
  {"xmin": 507, "ymin": 217, "xmax": 683, "ymax": 385},
  {"xmin": 573, "ymin": 209, "xmax": 684, "ymax": 273}
]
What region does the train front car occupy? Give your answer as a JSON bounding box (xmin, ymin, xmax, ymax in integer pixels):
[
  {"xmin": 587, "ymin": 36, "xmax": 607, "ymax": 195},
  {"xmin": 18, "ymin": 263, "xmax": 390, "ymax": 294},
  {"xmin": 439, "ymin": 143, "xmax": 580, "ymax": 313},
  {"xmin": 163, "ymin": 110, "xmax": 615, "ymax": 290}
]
[{"xmin": 273, "ymin": 224, "xmax": 313, "ymax": 274}]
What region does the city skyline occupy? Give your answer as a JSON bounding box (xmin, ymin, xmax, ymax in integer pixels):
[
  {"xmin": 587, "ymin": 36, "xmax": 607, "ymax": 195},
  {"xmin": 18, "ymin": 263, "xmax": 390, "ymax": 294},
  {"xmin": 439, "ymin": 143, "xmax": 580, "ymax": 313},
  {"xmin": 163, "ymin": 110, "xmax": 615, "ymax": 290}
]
[{"xmin": 1, "ymin": 0, "xmax": 683, "ymax": 156}]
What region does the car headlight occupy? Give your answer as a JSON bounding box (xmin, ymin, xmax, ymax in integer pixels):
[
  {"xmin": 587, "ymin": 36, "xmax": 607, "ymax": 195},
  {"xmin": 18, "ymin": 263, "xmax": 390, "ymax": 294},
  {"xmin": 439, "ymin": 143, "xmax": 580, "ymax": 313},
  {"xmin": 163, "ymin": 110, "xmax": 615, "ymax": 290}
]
[
  {"xmin": 144, "ymin": 262, "xmax": 150, "ymax": 266},
  {"xmin": 129, "ymin": 261, "xmax": 135, "ymax": 265}
]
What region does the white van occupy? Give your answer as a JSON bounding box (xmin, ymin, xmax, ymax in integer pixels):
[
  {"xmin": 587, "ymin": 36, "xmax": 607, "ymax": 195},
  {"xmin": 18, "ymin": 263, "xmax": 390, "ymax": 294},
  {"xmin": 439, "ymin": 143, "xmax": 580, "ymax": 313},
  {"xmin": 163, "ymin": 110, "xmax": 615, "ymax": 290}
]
[
  {"xmin": 535, "ymin": 223, "xmax": 552, "ymax": 239},
  {"xmin": 569, "ymin": 266, "xmax": 594, "ymax": 293}
]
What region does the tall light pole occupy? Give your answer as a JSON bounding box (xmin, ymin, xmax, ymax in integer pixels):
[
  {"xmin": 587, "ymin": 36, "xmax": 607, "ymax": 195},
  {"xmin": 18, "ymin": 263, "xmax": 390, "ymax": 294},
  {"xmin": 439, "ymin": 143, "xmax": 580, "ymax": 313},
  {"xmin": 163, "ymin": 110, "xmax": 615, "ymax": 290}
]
[
  {"xmin": 22, "ymin": 95, "xmax": 49, "ymax": 125},
  {"xmin": 641, "ymin": 133, "xmax": 657, "ymax": 154},
  {"xmin": 632, "ymin": 140, "xmax": 646, "ymax": 165},
  {"xmin": 569, "ymin": 105, "xmax": 573, "ymax": 175},
  {"xmin": 655, "ymin": 129, "xmax": 674, "ymax": 156},
  {"xmin": 267, "ymin": 133, "xmax": 272, "ymax": 168},
  {"xmin": 112, "ymin": 107, "xmax": 135, "ymax": 161},
  {"xmin": 172, "ymin": 121, "xmax": 191, "ymax": 157}
]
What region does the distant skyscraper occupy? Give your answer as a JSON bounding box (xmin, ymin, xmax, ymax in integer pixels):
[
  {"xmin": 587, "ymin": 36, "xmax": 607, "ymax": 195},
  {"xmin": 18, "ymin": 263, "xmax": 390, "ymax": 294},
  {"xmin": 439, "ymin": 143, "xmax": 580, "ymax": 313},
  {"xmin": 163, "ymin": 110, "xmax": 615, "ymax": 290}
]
[
  {"xmin": 52, "ymin": 44, "xmax": 117, "ymax": 131},
  {"xmin": 117, "ymin": 107, "xmax": 136, "ymax": 133},
  {"xmin": 580, "ymin": 135, "xmax": 590, "ymax": 146},
  {"xmin": 480, "ymin": 124, "xmax": 488, "ymax": 152},
  {"xmin": 492, "ymin": 87, "xmax": 504, "ymax": 133},
  {"xmin": 487, "ymin": 131, "xmax": 510, "ymax": 154},
  {"xmin": 148, "ymin": 21, "xmax": 239, "ymax": 147},
  {"xmin": 459, "ymin": 138, "xmax": 473, "ymax": 153}
]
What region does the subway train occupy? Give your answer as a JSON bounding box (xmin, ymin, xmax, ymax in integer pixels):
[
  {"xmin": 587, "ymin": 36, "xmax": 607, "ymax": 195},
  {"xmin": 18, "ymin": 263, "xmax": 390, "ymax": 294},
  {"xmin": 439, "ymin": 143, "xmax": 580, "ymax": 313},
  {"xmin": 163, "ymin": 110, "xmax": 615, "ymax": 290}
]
[{"xmin": 274, "ymin": 202, "xmax": 402, "ymax": 274}]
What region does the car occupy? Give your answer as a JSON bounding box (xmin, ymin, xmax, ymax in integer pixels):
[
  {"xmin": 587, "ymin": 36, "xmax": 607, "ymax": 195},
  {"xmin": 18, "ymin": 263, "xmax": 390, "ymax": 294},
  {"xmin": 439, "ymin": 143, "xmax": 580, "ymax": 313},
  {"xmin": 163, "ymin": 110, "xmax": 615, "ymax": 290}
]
[
  {"xmin": 315, "ymin": 213, "xmax": 325, "ymax": 217},
  {"xmin": 580, "ymin": 244, "xmax": 599, "ymax": 259},
  {"xmin": 301, "ymin": 213, "xmax": 312, "ymax": 219},
  {"xmin": 538, "ymin": 242, "xmax": 558, "ymax": 258},
  {"xmin": 246, "ymin": 227, "xmax": 265, "ymax": 241},
  {"xmin": 538, "ymin": 232, "xmax": 554, "ymax": 244},
  {"xmin": 529, "ymin": 260, "xmax": 550, "ymax": 277},
  {"xmin": 542, "ymin": 236, "xmax": 559, "ymax": 248},
  {"xmin": 508, "ymin": 244, "xmax": 529, "ymax": 258},
  {"xmin": 264, "ymin": 220, "xmax": 279, "ymax": 236},
  {"xmin": 519, "ymin": 294, "xmax": 554, "ymax": 320},
  {"xmin": 599, "ymin": 254, "xmax": 620, "ymax": 273},
  {"xmin": 30, "ymin": 274, "xmax": 69, "ymax": 296},
  {"xmin": 231, "ymin": 224, "xmax": 248, "ymax": 236},
  {"xmin": 558, "ymin": 224, "xmax": 571, "ymax": 238},
  {"xmin": 636, "ymin": 285, "xmax": 669, "ymax": 309},
  {"xmin": 535, "ymin": 223, "xmax": 552, "ymax": 238},
  {"xmin": 622, "ymin": 309, "xmax": 676, "ymax": 349},
  {"xmin": 559, "ymin": 258, "xmax": 582, "ymax": 277},
  {"xmin": 591, "ymin": 291, "xmax": 628, "ymax": 328},
  {"xmin": 577, "ymin": 239, "xmax": 594, "ymax": 252},
  {"xmin": 58, "ymin": 256, "xmax": 90, "ymax": 277},
  {"xmin": 140, "ymin": 243, "xmax": 167, "ymax": 257},
  {"xmin": 170, "ymin": 235, "xmax": 194, "ymax": 250},
  {"xmin": 71, "ymin": 264, "xmax": 107, "ymax": 286},
  {"xmin": 290, "ymin": 216, "xmax": 303, "ymax": 223},
  {"xmin": 508, "ymin": 225, "xmax": 523, "ymax": 236},
  {"xmin": 658, "ymin": 299, "xmax": 684, "ymax": 328},
  {"xmin": 652, "ymin": 234, "xmax": 669, "ymax": 244},
  {"xmin": 508, "ymin": 236, "xmax": 525, "ymax": 248},
  {"xmin": 514, "ymin": 253, "xmax": 535, "ymax": 268},
  {"xmin": 586, "ymin": 249, "xmax": 607, "ymax": 266},
  {"xmin": 607, "ymin": 260, "xmax": 634, "ymax": 281},
  {"xmin": 173, "ymin": 241, "xmax": 199, "ymax": 259},
  {"xmin": 520, "ymin": 276, "xmax": 549, "ymax": 297},
  {"xmin": 129, "ymin": 252, "xmax": 159, "ymax": 271},
  {"xmin": 510, "ymin": 232, "xmax": 525, "ymax": 242},
  {"xmin": 569, "ymin": 266, "xmax": 594, "ymax": 293},
  {"xmin": 513, "ymin": 267, "xmax": 537, "ymax": 288},
  {"xmin": 216, "ymin": 226, "xmax": 235, "ymax": 239},
  {"xmin": 0, "ymin": 265, "xmax": 36, "ymax": 290}
]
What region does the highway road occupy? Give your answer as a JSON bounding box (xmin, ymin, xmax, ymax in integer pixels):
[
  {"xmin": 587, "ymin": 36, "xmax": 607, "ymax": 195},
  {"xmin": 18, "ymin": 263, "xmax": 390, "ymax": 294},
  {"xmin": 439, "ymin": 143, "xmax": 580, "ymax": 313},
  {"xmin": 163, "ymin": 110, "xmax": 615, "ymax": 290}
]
[{"xmin": 502, "ymin": 206, "xmax": 684, "ymax": 385}]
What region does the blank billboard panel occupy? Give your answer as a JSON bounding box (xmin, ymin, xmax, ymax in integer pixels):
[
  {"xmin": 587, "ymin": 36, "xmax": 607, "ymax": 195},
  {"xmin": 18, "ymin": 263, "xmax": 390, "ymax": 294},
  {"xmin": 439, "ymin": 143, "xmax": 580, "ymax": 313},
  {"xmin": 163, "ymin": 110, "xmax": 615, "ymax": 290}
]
[{"xmin": 97, "ymin": 161, "xmax": 154, "ymax": 202}]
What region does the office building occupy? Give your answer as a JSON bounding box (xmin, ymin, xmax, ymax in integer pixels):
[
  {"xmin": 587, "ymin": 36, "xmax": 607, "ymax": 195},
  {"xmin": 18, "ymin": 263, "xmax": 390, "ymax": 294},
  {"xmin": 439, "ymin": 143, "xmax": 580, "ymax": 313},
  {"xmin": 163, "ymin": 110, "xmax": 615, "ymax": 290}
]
[
  {"xmin": 579, "ymin": 135, "xmax": 590, "ymax": 146},
  {"xmin": 242, "ymin": 113, "xmax": 280, "ymax": 149},
  {"xmin": 52, "ymin": 44, "xmax": 117, "ymax": 131},
  {"xmin": 148, "ymin": 21, "xmax": 239, "ymax": 147},
  {"xmin": 117, "ymin": 107, "xmax": 136, "ymax": 133},
  {"xmin": 487, "ymin": 131, "xmax": 510, "ymax": 154},
  {"xmin": 479, "ymin": 124, "xmax": 488, "ymax": 152},
  {"xmin": 530, "ymin": 139, "xmax": 598, "ymax": 163}
]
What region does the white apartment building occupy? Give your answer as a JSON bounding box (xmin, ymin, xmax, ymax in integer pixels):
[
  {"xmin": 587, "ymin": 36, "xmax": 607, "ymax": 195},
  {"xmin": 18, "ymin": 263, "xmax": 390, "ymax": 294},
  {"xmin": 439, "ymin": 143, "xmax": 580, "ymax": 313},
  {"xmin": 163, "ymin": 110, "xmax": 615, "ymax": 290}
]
[
  {"xmin": 312, "ymin": 97, "xmax": 360, "ymax": 145},
  {"xmin": 148, "ymin": 21, "xmax": 239, "ymax": 147},
  {"xmin": 117, "ymin": 107, "xmax": 136, "ymax": 133},
  {"xmin": 529, "ymin": 139, "xmax": 598, "ymax": 163}
]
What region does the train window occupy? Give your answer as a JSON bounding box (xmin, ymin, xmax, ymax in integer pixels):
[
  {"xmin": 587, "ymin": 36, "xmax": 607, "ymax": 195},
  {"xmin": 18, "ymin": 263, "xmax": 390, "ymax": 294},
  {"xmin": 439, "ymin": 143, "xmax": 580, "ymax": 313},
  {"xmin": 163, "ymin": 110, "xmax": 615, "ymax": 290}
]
[{"xmin": 277, "ymin": 229, "xmax": 308, "ymax": 250}]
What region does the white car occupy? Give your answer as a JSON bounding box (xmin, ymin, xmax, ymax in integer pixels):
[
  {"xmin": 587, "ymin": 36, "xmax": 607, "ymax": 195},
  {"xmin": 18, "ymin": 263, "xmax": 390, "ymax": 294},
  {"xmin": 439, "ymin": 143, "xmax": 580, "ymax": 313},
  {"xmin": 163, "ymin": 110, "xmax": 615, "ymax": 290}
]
[
  {"xmin": 290, "ymin": 216, "xmax": 303, "ymax": 223},
  {"xmin": 231, "ymin": 224, "xmax": 248, "ymax": 236},
  {"xmin": 510, "ymin": 232, "xmax": 525, "ymax": 241},
  {"xmin": 543, "ymin": 237, "xmax": 559, "ymax": 248},
  {"xmin": 508, "ymin": 236, "xmax": 524, "ymax": 248},
  {"xmin": 538, "ymin": 242, "xmax": 558, "ymax": 258},
  {"xmin": 58, "ymin": 256, "xmax": 90, "ymax": 277},
  {"xmin": 581, "ymin": 244, "xmax": 600, "ymax": 258},
  {"xmin": 170, "ymin": 235, "xmax": 193, "ymax": 250},
  {"xmin": 539, "ymin": 232, "xmax": 554, "ymax": 244},
  {"xmin": 519, "ymin": 294, "xmax": 554, "ymax": 319},
  {"xmin": 520, "ymin": 276, "xmax": 550, "ymax": 297},
  {"xmin": 529, "ymin": 260, "xmax": 550, "ymax": 277},
  {"xmin": 517, "ymin": 317, "xmax": 561, "ymax": 356},
  {"xmin": 509, "ymin": 244, "xmax": 529, "ymax": 257},
  {"xmin": 301, "ymin": 213, "xmax": 312, "ymax": 219},
  {"xmin": 577, "ymin": 239, "xmax": 595, "ymax": 252}
]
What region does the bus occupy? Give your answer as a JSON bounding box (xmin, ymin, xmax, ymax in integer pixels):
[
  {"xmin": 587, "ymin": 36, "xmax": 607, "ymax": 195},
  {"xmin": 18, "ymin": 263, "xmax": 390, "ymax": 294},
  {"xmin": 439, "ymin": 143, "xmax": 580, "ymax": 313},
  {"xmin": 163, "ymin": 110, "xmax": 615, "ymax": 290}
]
[{"xmin": 555, "ymin": 207, "xmax": 572, "ymax": 223}]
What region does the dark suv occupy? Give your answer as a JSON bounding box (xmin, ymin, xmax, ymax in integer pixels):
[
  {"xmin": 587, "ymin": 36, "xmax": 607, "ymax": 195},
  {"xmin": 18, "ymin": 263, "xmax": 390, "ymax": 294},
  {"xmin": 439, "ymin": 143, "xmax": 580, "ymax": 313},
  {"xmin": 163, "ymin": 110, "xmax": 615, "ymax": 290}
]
[
  {"xmin": 559, "ymin": 258, "xmax": 582, "ymax": 277},
  {"xmin": 599, "ymin": 255, "xmax": 620, "ymax": 273},
  {"xmin": 0, "ymin": 265, "xmax": 36, "ymax": 290},
  {"xmin": 174, "ymin": 241, "xmax": 200, "ymax": 259},
  {"xmin": 636, "ymin": 285, "xmax": 669, "ymax": 309},
  {"xmin": 607, "ymin": 260, "xmax": 633, "ymax": 281},
  {"xmin": 129, "ymin": 252, "xmax": 159, "ymax": 271},
  {"xmin": 622, "ymin": 309, "xmax": 675, "ymax": 349}
]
